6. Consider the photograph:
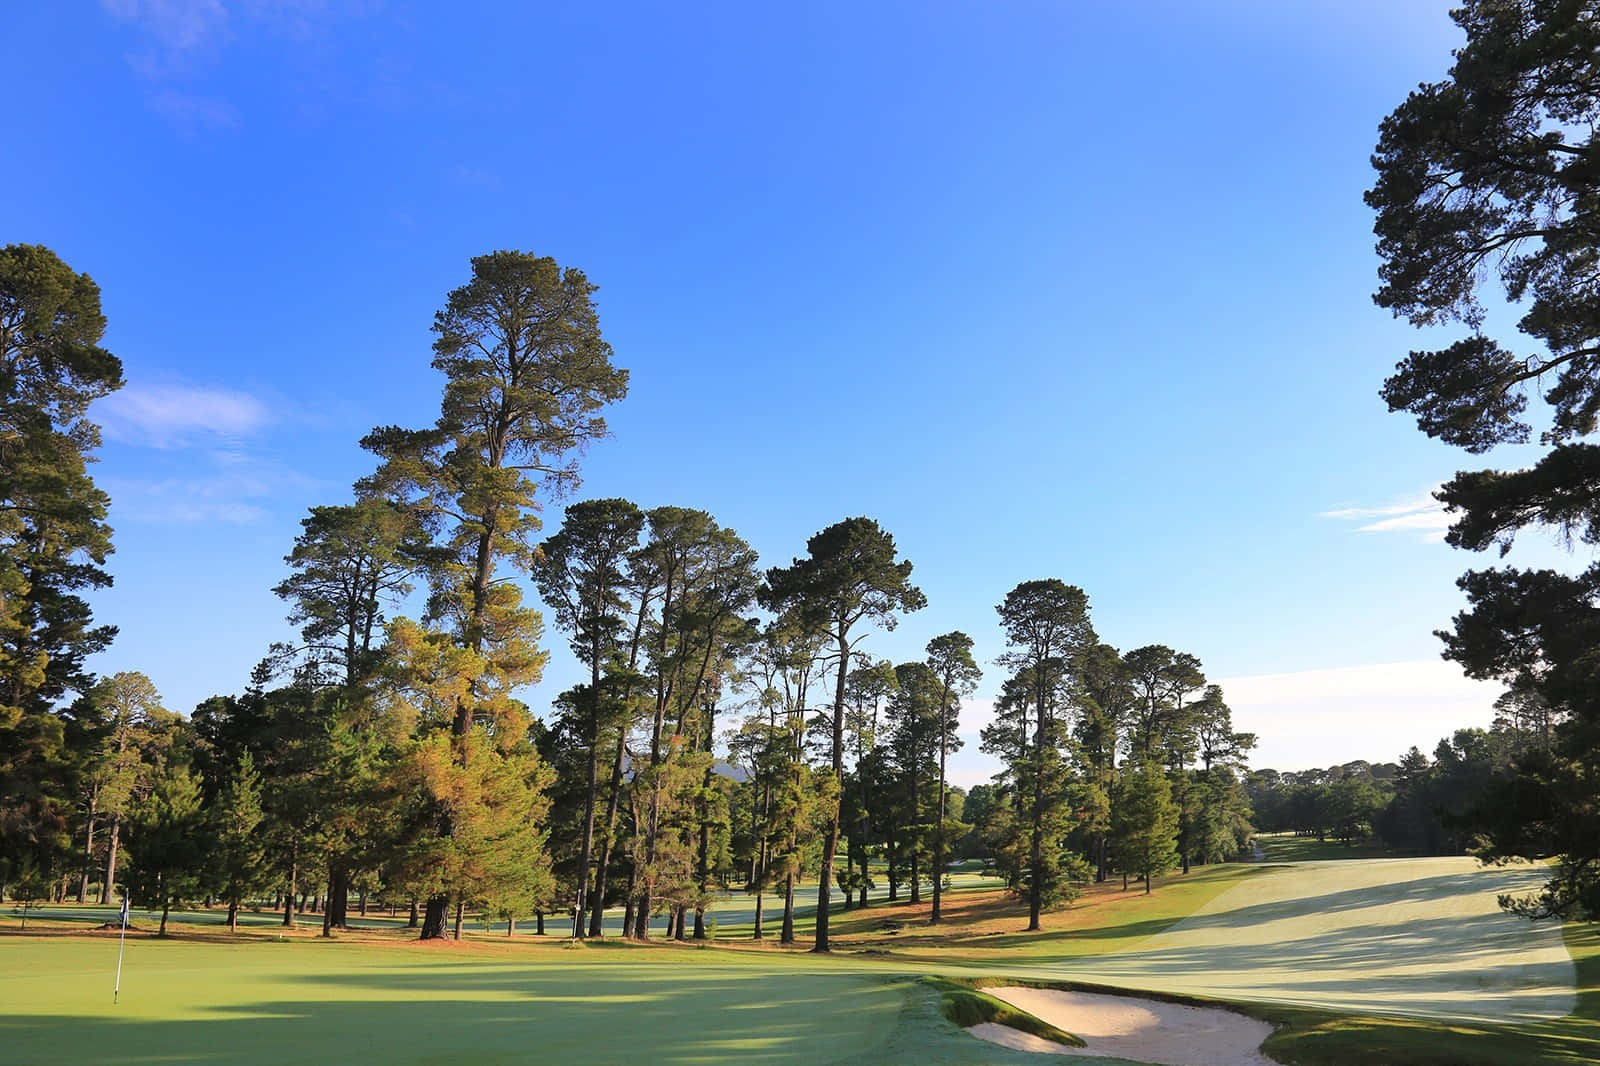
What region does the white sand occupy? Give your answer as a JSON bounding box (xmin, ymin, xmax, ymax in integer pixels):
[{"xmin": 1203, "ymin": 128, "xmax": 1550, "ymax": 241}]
[{"xmin": 970, "ymin": 987, "xmax": 1278, "ymax": 1065}]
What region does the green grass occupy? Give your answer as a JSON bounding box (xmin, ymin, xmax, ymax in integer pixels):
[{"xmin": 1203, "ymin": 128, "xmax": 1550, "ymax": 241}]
[
  {"xmin": 1255, "ymin": 831, "xmax": 1398, "ymax": 862},
  {"xmin": 5, "ymin": 858, "xmax": 1596, "ymax": 1064},
  {"xmin": 1249, "ymin": 918, "xmax": 1600, "ymax": 1066},
  {"xmin": 0, "ymin": 934, "xmax": 1087, "ymax": 1066}
]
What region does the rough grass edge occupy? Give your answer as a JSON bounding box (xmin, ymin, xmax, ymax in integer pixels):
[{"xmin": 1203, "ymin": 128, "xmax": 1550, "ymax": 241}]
[{"xmin": 920, "ymin": 976, "xmax": 1086, "ymax": 1047}]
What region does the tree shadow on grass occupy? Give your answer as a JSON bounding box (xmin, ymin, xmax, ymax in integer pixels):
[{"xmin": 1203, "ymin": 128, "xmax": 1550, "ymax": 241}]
[{"xmin": 0, "ymin": 970, "xmax": 1126, "ymax": 1066}]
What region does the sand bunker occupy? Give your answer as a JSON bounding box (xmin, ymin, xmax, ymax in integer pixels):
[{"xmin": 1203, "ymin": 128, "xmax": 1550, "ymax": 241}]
[{"xmin": 969, "ymin": 987, "xmax": 1277, "ymax": 1065}]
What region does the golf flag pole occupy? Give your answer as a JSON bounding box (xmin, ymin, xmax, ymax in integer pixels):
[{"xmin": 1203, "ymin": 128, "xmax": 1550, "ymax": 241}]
[{"xmin": 114, "ymin": 890, "xmax": 129, "ymax": 1004}]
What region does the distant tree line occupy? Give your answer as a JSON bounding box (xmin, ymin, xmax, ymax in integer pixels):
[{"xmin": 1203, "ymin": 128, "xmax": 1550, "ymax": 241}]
[
  {"xmin": 1248, "ymin": 698, "xmax": 1557, "ymax": 857},
  {"xmin": 0, "ymin": 244, "xmax": 1257, "ymax": 948}
]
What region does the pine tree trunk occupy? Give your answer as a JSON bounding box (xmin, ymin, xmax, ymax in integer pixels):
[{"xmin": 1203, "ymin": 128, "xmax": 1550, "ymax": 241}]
[
  {"xmin": 813, "ymin": 630, "xmax": 850, "ymax": 953},
  {"xmin": 77, "ymin": 801, "xmax": 97, "ymax": 903},
  {"xmin": 326, "ymin": 865, "xmax": 350, "ymax": 930},
  {"xmin": 575, "ymin": 667, "xmax": 603, "ymax": 939},
  {"xmin": 589, "ymin": 727, "xmax": 628, "ymax": 938},
  {"xmin": 453, "ymin": 900, "xmax": 465, "ymax": 940},
  {"xmin": 160, "ymin": 899, "xmax": 170, "ymax": 936},
  {"xmin": 227, "ymin": 899, "xmax": 238, "ymax": 932},
  {"xmin": 283, "ymin": 864, "xmax": 296, "ymax": 928},
  {"xmin": 420, "ymin": 896, "xmax": 448, "ymax": 939},
  {"xmin": 932, "ymin": 720, "xmax": 948, "ymax": 923},
  {"xmin": 780, "ymin": 874, "xmax": 795, "ymax": 944},
  {"xmin": 536, "ymin": 910, "xmax": 545, "ymax": 936},
  {"xmin": 408, "ymin": 898, "xmax": 419, "ymax": 928},
  {"xmin": 752, "ymin": 891, "xmax": 764, "ymax": 939},
  {"xmin": 1028, "ymin": 699, "xmax": 1045, "ymax": 931},
  {"xmin": 909, "ymin": 768, "xmax": 921, "ymax": 905},
  {"xmin": 103, "ymin": 815, "xmax": 121, "ymax": 902}
]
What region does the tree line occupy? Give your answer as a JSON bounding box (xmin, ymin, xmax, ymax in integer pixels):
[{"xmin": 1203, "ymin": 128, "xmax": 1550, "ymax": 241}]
[
  {"xmin": 1249, "ymin": 695, "xmax": 1560, "ymax": 856},
  {"xmin": 0, "ymin": 244, "xmax": 1258, "ymax": 947}
]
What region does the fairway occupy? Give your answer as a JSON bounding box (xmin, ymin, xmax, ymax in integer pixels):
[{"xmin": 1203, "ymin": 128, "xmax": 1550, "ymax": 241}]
[
  {"xmin": 0, "ymin": 937, "xmax": 1086, "ymax": 1066},
  {"xmin": 1025, "ymin": 857, "xmax": 1576, "ymax": 1023}
]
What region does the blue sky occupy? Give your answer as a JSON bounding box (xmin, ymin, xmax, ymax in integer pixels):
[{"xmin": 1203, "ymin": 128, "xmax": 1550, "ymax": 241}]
[{"xmin": 5, "ymin": 1, "xmax": 1567, "ymax": 779}]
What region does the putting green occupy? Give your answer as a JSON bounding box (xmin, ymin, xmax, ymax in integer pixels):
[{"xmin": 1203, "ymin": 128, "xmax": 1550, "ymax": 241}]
[
  {"xmin": 1019, "ymin": 857, "xmax": 1575, "ymax": 1022},
  {"xmin": 0, "ymin": 937, "xmax": 1085, "ymax": 1066}
]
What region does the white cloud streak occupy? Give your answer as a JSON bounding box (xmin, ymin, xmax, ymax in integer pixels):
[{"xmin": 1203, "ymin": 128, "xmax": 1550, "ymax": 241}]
[
  {"xmin": 1321, "ymin": 490, "xmax": 1450, "ymax": 542},
  {"xmin": 98, "ymin": 383, "xmax": 272, "ymax": 447}
]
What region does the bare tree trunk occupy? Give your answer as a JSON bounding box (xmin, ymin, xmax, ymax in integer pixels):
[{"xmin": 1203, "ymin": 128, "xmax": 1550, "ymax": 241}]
[
  {"xmin": 77, "ymin": 797, "xmax": 97, "ymax": 903},
  {"xmin": 420, "ymin": 896, "xmax": 448, "ymax": 939},
  {"xmin": 932, "ymin": 707, "xmax": 949, "ymax": 922},
  {"xmin": 283, "ymin": 863, "xmax": 296, "ymax": 928},
  {"xmin": 909, "ymin": 767, "xmax": 922, "ymax": 905},
  {"xmin": 588, "ymin": 726, "xmax": 627, "ymax": 938},
  {"xmin": 1029, "ymin": 696, "xmax": 1044, "ymax": 931},
  {"xmin": 780, "ymin": 873, "xmax": 795, "ymax": 944},
  {"xmin": 325, "ymin": 864, "xmax": 350, "ymax": 933},
  {"xmin": 813, "ymin": 631, "xmax": 850, "ymax": 953},
  {"xmin": 103, "ymin": 815, "xmax": 121, "ymax": 903}
]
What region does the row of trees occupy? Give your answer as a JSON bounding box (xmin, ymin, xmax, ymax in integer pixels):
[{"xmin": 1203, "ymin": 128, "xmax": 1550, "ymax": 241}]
[
  {"xmin": 1248, "ymin": 702, "xmax": 1558, "ymax": 856},
  {"xmin": 0, "ymin": 244, "xmax": 1258, "ymax": 950},
  {"xmin": 976, "ymin": 584, "xmax": 1256, "ymax": 926}
]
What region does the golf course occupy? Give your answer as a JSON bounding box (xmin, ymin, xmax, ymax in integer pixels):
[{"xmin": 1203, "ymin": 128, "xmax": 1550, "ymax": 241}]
[
  {"xmin": 11, "ymin": 4, "xmax": 1600, "ymax": 1065},
  {"xmin": 5, "ymin": 845, "xmax": 1597, "ymax": 1065}
]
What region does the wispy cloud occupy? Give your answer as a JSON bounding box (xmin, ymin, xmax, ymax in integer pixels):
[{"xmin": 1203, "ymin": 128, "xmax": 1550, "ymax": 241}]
[
  {"xmin": 102, "ymin": 0, "xmax": 231, "ymax": 53},
  {"xmin": 1320, "ymin": 490, "xmax": 1450, "ymax": 542},
  {"xmin": 104, "ymin": 449, "xmax": 320, "ymax": 525},
  {"xmin": 103, "ymin": 1, "xmax": 377, "ymax": 127},
  {"xmin": 98, "ymin": 383, "xmax": 272, "ymax": 448}
]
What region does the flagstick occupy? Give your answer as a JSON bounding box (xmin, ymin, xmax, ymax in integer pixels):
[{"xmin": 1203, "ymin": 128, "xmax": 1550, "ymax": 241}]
[{"xmin": 113, "ymin": 891, "xmax": 128, "ymax": 1004}]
